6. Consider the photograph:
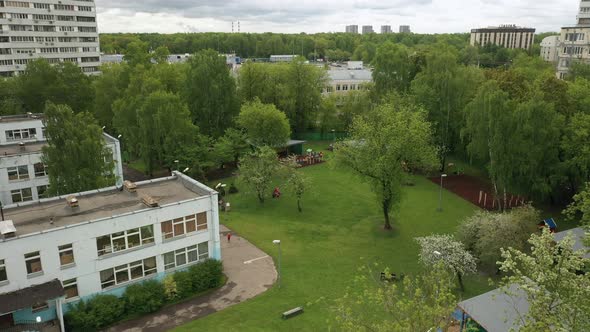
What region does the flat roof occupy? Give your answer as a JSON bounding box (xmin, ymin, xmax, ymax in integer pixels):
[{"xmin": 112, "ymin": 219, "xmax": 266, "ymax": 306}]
[
  {"xmin": 0, "ymin": 279, "xmax": 63, "ymax": 312},
  {"xmin": 0, "ymin": 141, "xmax": 46, "ymax": 156},
  {"xmin": 554, "ymin": 227, "xmax": 589, "ymax": 258},
  {"xmin": 2, "ymin": 174, "xmax": 214, "ymax": 239},
  {"xmin": 458, "ymin": 284, "xmax": 528, "ymax": 332},
  {"xmin": 0, "ymin": 114, "xmax": 43, "ymax": 123}
]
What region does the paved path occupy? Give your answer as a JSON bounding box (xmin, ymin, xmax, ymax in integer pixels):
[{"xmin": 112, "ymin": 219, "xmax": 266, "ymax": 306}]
[{"xmin": 106, "ymin": 225, "xmax": 277, "ymax": 332}]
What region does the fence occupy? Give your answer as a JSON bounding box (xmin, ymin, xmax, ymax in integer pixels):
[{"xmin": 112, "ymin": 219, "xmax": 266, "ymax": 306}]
[{"xmin": 296, "ymin": 132, "xmax": 349, "ymax": 141}]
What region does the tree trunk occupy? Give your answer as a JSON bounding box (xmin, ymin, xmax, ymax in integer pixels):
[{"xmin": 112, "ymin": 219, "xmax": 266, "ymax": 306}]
[
  {"xmin": 382, "ymin": 200, "xmax": 392, "ymax": 230},
  {"xmin": 297, "ymin": 198, "xmax": 302, "ymax": 213},
  {"xmin": 503, "ymin": 187, "xmax": 507, "ymax": 212},
  {"xmin": 457, "ymin": 272, "xmax": 465, "ymax": 292},
  {"xmin": 257, "ymin": 191, "xmax": 265, "ymax": 204}
]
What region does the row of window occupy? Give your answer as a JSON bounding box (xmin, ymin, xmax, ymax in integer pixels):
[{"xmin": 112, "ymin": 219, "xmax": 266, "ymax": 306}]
[
  {"xmin": 5, "ymin": 127, "xmax": 38, "ymax": 140},
  {"xmin": 8, "ymin": 25, "xmax": 98, "ymax": 32},
  {"xmin": 325, "ymin": 83, "xmax": 366, "ymax": 93},
  {"xmin": 565, "ymin": 33, "xmax": 586, "ymax": 42},
  {"xmin": 2, "ymin": 13, "xmax": 95, "ymax": 21},
  {"xmin": 8, "ymin": 35, "xmax": 98, "ymax": 42},
  {"xmin": 0, "ymin": 55, "xmax": 98, "ymax": 66},
  {"xmin": 0, "ymin": 1, "xmax": 93, "ymax": 12},
  {"xmin": 7, "ymin": 162, "xmax": 47, "ymax": 180},
  {"xmin": 10, "ymin": 185, "xmax": 48, "ymax": 203}
]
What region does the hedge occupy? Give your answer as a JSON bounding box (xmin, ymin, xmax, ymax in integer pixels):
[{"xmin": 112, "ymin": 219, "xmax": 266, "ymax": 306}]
[{"xmin": 64, "ymin": 259, "xmax": 223, "ymax": 331}]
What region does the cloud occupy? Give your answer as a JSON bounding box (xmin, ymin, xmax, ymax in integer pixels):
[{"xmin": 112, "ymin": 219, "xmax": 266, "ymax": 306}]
[{"xmin": 95, "ymin": 0, "xmax": 581, "ymax": 34}]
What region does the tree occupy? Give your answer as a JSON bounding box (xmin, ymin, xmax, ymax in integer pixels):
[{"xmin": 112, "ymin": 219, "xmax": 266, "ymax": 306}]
[
  {"xmin": 213, "ymin": 128, "xmax": 250, "ymax": 166},
  {"xmin": 567, "ymin": 62, "xmax": 590, "ymax": 81},
  {"xmin": 238, "ymin": 146, "xmax": 282, "ymax": 204},
  {"xmin": 565, "ymin": 183, "xmax": 590, "ymax": 227},
  {"xmin": 237, "ymin": 99, "xmax": 291, "ymax": 147},
  {"xmin": 93, "ymin": 63, "xmax": 130, "ymax": 129},
  {"xmin": 334, "ymin": 99, "xmax": 438, "ymax": 230},
  {"xmin": 42, "ymin": 103, "xmax": 116, "ymax": 195},
  {"xmin": 416, "ymin": 234, "xmax": 477, "ymax": 291},
  {"xmin": 283, "ymin": 58, "xmax": 326, "ymax": 134},
  {"xmin": 123, "ymin": 40, "xmax": 152, "ymax": 67},
  {"xmin": 372, "ymin": 42, "xmax": 413, "ymax": 95},
  {"xmin": 287, "ymin": 170, "xmax": 310, "ymax": 212},
  {"xmin": 498, "ymin": 229, "xmax": 590, "ymax": 331},
  {"xmin": 185, "ymin": 49, "xmax": 239, "ymax": 137},
  {"xmin": 457, "ymin": 205, "xmax": 539, "ymax": 272},
  {"xmin": 332, "ymin": 262, "xmax": 457, "ymax": 332},
  {"xmin": 153, "ymin": 46, "xmax": 171, "ymax": 64}
]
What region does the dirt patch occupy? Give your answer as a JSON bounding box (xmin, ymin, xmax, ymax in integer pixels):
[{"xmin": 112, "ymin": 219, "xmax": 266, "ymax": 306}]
[{"xmin": 428, "ymin": 174, "xmax": 527, "ymax": 211}]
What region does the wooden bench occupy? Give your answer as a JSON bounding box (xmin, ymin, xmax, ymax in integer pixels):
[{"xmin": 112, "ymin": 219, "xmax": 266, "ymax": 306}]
[{"xmin": 282, "ymin": 307, "xmax": 304, "ymax": 319}]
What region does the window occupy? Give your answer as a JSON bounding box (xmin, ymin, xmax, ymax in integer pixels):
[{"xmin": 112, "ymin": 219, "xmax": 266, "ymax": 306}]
[
  {"xmin": 0, "ymin": 259, "xmax": 7, "ymax": 282},
  {"xmin": 7, "ymin": 165, "xmax": 29, "ymax": 181},
  {"xmin": 96, "ymin": 225, "xmax": 155, "ymax": 256},
  {"xmin": 59, "ymin": 244, "xmax": 75, "ymax": 266},
  {"xmin": 63, "ymin": 278, "xmax": 78, "ymax": 299},
  {"xmin": 11, "ymin": 188, "xmax": 33, "ymax": 203},
  {"xmin": 100, "ymin": 257, "xmax": 157, "ymax": 289},
  {"xmin": 37, "ymin": 185, "xmax": 49, "ymax": 199},
  {"xmin": 5, "ymin": 128, "xmax": 36, "ymax": 141},
  {"xmin": 25, "ymin": 251, "xmax": 42, "ymax": 275},
  {"xmin": 33, "ymin": 3, "xmax": 50, "ymax": 9},
  {"xmin": 34, "ymin": 163, "xmax": 47, "ymax": 177},
  {"xmin": 162, "ymin": 242, "xmax": 209, "ymax": 270},
  {"xmin": 161, "ymin": 213, "xmax": 207, "ymax": 240},
  {"xmin": 31, "ymin": 302, "xmax": 48, "ymax": 313}
]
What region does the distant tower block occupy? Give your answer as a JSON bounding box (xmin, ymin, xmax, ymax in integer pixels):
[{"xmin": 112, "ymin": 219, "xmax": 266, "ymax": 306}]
[
  {"xmin": 238, "ymin": 21, "xmax": 241, "ymax": 33},
  {"xmin": 232, "ymin": 21, "xmax": 234, "ymax": 33}
]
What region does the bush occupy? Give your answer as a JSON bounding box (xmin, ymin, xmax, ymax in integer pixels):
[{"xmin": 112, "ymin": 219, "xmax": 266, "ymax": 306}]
[
  {"xmin": 123, "ymin": 280, "xmax": 165, "ymax": 315},
  {"xmin": 173, "ymin": 270, "xmax": 194, "ymax": 299},
  {"xmin": 229, "ymin": 183, "xmax": 239, "ymax": 194},
  {"xmin": 163, "ymin": 274, "xmax": 179, "ymax": 301},
  {"xmin": 65, "ymin": 294, "xmax": 125, "ymax": 331}
]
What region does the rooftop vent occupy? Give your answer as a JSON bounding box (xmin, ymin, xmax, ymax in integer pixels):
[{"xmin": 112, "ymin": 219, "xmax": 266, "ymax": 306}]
[
  {"xmin": 123, "ymin": 180, "xmax": 137, "ymax": 193},
  {"xmin": 0, "ymin": 220, "xmax": 16, "ymax": 239},
  {"xmin": 19, "ymin": 142, "xmax": 25, "ymax": 151},
  {"xmin": 66, "ymin": 195, "xmax": 79, "ymax": 208},
  {"xmin": 141, "ymin": 195, "xmax": 159, "ymax": 208}
]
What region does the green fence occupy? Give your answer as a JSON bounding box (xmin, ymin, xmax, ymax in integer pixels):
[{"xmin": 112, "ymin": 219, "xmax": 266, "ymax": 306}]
[{"xmin": 296, "ymin": 132, "xmax": 349, "ymax": 141}]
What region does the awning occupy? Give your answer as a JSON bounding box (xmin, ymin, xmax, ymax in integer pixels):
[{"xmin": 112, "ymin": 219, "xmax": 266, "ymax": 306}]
[
  {"xmin": 457, "ymin": 284, "xmax": 529, "ymax": 332},
  {"xmin": 0, "ymin": 279, "xmax": 64, "ymax": 313}
]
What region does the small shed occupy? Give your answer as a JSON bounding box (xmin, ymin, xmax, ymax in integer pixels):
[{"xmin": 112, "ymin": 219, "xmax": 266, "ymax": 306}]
[{"xmin": 280, "ymin": 140, "xmax": 306, "ymax": 156}]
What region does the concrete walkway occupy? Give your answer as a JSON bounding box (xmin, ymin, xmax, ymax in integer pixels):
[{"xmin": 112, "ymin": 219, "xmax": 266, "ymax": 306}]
[{"xmin": 106, "ymin": 225, "xmax": 277, "ymax": 332}]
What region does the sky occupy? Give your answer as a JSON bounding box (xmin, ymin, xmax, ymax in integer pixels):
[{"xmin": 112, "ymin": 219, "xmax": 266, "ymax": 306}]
[{"xmin": 96, "ymin": 0, "xmax": 582, "ymax": 34}]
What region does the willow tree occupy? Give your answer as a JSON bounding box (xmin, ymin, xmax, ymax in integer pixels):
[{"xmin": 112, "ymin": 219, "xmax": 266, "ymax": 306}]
[{"xmin": 334, "ymin": 99, "xmax": 438, "ymax": 230}]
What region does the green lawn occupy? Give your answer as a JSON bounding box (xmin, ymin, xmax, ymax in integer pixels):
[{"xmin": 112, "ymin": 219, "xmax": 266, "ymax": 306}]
[{"xmin": 174, "ymin": 143, "xmax": 493, "ymax": 332}]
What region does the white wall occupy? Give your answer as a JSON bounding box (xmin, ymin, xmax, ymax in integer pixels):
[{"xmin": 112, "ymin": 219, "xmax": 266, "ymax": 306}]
[
  {"xmin": 0, "ymin": 194, "xmax": 220, "ymax": 300},
  {"xmin": 0, "ymin": 118, "xmax": 45, "ymax": 145}
]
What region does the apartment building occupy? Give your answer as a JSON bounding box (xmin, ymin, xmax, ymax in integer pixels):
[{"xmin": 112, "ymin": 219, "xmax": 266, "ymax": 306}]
[
  {"xmin": 0, "ymin": 0, "xmax": 100, "ymax": 77},
  {"xmin": 0, "ymin": 113, "xmax": 123, "ymax": 206},
  {"xmin": 362, "ymin": 25, "xmax": 374, "ymax": 34},
  {"xmin": 470, "ymin": 25, "xmax": 536, "ymax": 50},
  {"xmin": 380, "ymin": 25, "xmax": 392, "ymax": 34},
  {"xmin": 399, "ymin": 25, "xmax": 411, "ymax": 33},
  {"xmin": 0, "ymin": 172, "xmax": 222, "ymax": 330},
  {"xmin": 540, "ymin": 35, "xmax": 560, "ymax": 63},
  {"xmin": 345, "ymin": 25, "xmax": 358, "ymax": 34},
  {"xmin": 556, "ymin": 0, "xmax": 590, "ymax": 78}
]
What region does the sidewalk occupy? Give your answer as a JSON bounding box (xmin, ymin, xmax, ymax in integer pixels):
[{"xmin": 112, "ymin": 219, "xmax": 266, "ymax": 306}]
[{"xmin": 106, "ymin": 225, "xmax": 277, "ymax": 332}]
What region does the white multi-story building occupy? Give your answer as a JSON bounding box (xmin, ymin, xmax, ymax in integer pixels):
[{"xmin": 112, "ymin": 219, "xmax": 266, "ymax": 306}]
[
  {"xmin": 345, "ymin": 25, "xmax": 358, "ymax": 34},
  {"xmin": 540, "ymin": 35, "xmax": 560, "ymax": 63},
  {"xmin": 362, "ymin": 25, "xmax": 374, "ymax": 34},
  {"xmin": 0, "ymin": 113, "xmax": 124, "ymax": 206},
  {"xmin": 0, "ymin": 172, "xmax": 222, "ymax": 330},
  {"xmin": 399, "ymin": 25, "xmax": 411, "ymax": 33},
  {"xmin": 556, "ymin": 0, "xmax": 590, "ymax": 79},
  {"xmin": 0, "ymin": 0, "xmax": 100, "ymax": 77},
  {"xmin": 381, "ymin": 25, "xmax": 392, "ymax": 34},
  {"xmin": 324, "ymin": 62, "xmax": 372, "ymax": 95},
  {"xmin": 470, "ymin": 25, "xmax": 536, "ymax": 50}
]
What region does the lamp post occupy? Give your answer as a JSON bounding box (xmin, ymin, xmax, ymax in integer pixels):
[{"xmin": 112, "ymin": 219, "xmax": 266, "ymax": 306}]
[
  {"xmin": 273, "ymin": 239, "xmax": 281, "ymax": 288},
  {"xmin": 331, "ymin": 129, "xmax": 336, "ymax": 142},
  {"xmin": 437, "ymin": 174, "xmax": 447, "ymax": 212},
  {"xmin": 174, "ymin": 160, "xmax": 179, "ymax": 171}
]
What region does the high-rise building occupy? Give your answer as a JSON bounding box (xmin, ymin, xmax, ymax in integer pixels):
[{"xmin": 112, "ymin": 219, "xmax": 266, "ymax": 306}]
[
  {"xmin": 469, "ymin": 25, "xmax": 535, "ymax": 50},
  {"xmin": 556, "ymin": 0, "xmax": 590, "ymax": 78},
  {"xmin": 0, "ymin": 0, "xmax": 101, "ymax": 77},
  {"xmin": 345, "ymin": 25, "xmax": 358, "ymax": 34},
  {"xmin": 362, "ymin": 25, "xmax": 374, "ymax": 34},
  {"xmin": 399, "ymin": 25, "xmax": 411, "ymax": 33},
  {"xmin": 380, "ymin": 25, "xmax": 392, "ymax": 34}
]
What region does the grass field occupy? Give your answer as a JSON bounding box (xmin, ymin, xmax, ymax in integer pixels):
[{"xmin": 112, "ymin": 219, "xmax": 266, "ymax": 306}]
[{"xmin": 174, "ymin": 142, "xmax": 494, "ymax": 332}]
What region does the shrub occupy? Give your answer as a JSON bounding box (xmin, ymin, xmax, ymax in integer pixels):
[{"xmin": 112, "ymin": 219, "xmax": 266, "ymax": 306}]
[
  {"xmin": 188, "ymin": 259, "xmax": 223, "ymax": 292},
  {"xmin": 123, "ymin": 279, "xmax": 165, "ymax": 315},
  {"xmin": 229, "ymin": 183, "xmax": 239, "ymax": 194},
  {"xmin": 163, "ymin": 274, "xmax": 179, "ymax": 301},
  {"xmin": 173, "ymin": 270, "xmax": 194, "ymax": 298},
  {"xmin": 65, "ymin": 294, "xmax": 125, "ymax": 331}
]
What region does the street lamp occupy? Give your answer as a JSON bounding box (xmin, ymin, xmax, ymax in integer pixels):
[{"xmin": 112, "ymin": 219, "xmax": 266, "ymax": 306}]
[
  {"xmin": 174, "ymin": 160, "xmax": 179, "ymax": 171},
  {"xmin": 331, "ymin": 129, "xmax": 336, "ymax": 142},
  {"xmin": 273, "ymin": 239, "xmax": 282, "ymax": 289},
  {"xmin": 437, "ymin": 174, "xmax": 447, "ymax": 212},
  {"xmin": 182, "ymin": 167, "xmax": 190, "ymax": 173}
]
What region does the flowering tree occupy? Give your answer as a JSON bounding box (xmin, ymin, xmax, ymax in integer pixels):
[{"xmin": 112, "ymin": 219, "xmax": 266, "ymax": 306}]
[
  {"xmin": 416, "ymin": 234, "xmax": 477, "ymax": 291},
  {"xmin": 498, "ymin": 229, "xmax": 590, "ymax": 331}
]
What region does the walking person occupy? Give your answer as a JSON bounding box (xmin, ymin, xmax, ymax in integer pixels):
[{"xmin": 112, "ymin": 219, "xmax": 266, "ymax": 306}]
[{"xmin": 227, "ymin": 232, "xmax": 232, "ymax": 243}]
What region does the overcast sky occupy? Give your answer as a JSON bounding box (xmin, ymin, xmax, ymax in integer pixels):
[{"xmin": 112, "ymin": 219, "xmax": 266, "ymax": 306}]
[{"xmin": 96, "ymin": 0, "xmax": 581, "ymax": 34}]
